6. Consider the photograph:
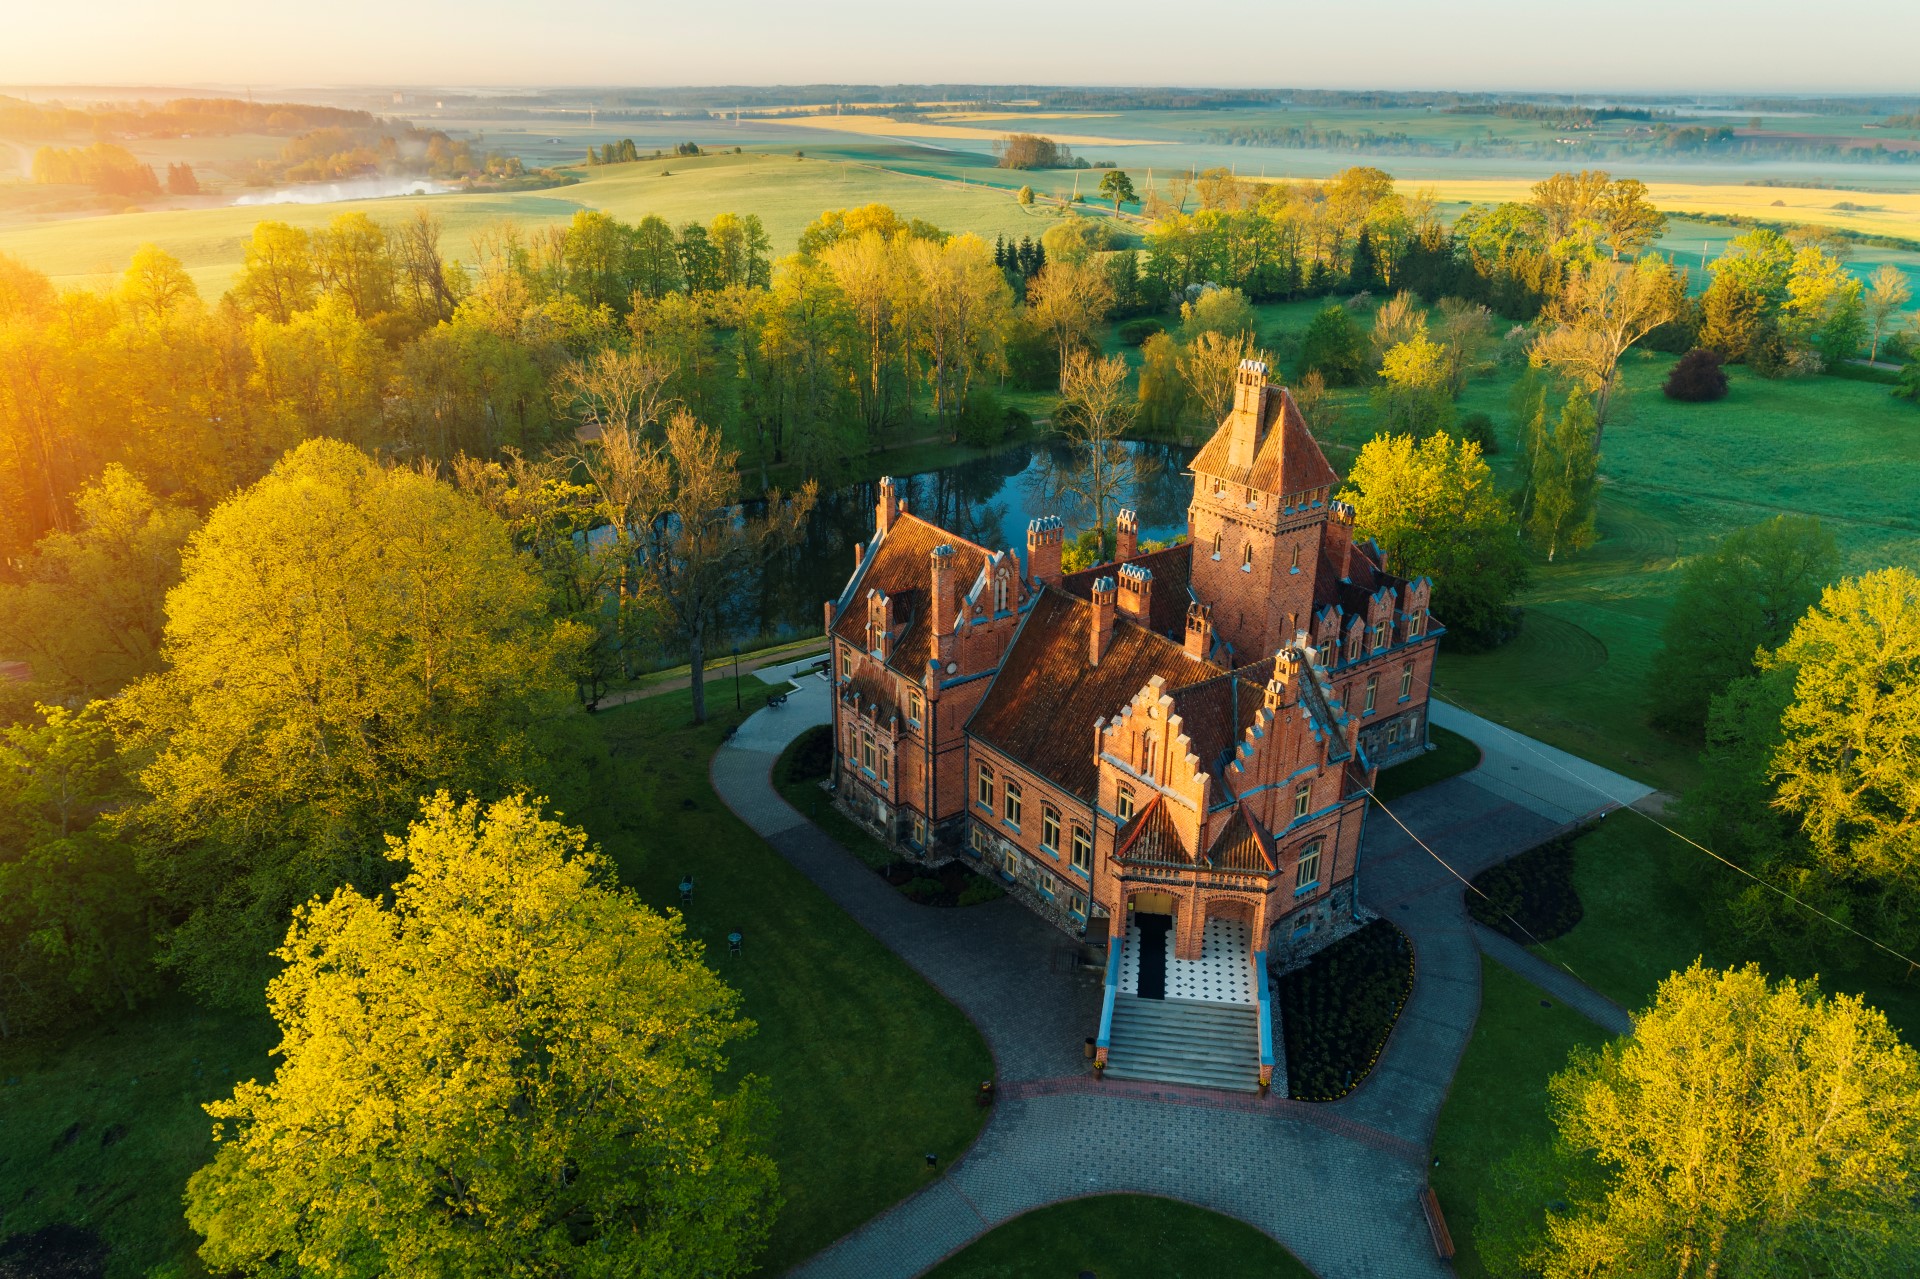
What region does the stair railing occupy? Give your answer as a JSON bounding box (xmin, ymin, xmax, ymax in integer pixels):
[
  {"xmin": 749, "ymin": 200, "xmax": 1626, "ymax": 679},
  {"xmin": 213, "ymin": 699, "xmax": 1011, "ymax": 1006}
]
[
  {"xmin": 1254, "ymin": 948, "xmax": 1275, "ymax": 1090},
  {"xmin": 1095, "ymin": 936, "xmax": 1123, "ymax": 1069}
]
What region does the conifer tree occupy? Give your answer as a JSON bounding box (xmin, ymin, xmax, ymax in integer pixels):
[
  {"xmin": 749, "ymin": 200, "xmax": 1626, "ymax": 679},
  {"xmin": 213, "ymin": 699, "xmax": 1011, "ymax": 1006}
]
[{"xmin": 1523, "ymin": 390, "xmax": 1600, "ymax": 562}]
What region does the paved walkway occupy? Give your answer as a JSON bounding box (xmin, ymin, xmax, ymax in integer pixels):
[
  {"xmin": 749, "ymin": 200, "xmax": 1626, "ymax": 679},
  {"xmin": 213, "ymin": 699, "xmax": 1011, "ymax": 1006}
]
[{"xmin": 710, "ymin": 691, "xmax": 1646, "ymax": 1277}]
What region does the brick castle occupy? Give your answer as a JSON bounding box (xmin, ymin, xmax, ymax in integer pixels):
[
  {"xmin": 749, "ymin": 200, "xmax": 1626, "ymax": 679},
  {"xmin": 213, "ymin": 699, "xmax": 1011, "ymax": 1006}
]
[{"xmin": 825, "ymin": 361, "xmax": 1441, "ymax": 1080}]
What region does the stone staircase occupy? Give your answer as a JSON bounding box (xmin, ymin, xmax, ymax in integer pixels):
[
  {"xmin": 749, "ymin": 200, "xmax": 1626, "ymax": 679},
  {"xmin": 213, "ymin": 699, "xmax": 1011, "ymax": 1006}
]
[{"xmin": 1103, "ymin": 995, "xmax": 1262, "ymax": 1092}]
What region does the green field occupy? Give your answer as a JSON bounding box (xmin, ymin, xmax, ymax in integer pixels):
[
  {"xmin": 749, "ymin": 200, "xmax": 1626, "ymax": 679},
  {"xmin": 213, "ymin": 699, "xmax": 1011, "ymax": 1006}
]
[
  {"xmin": 0, "ymin": 684, "xmax": 993, "ymax": 1277},
  {"xmin": 923, "ymin": 1194, "xmax": 1315, "ymax": 1279}
]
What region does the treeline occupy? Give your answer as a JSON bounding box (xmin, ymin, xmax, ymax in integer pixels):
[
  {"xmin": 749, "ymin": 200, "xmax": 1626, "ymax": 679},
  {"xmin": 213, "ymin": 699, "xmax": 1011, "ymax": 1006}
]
[
  {"xmin": 0, "ymin": 93, "xmax": 376, "ymax": 140},
  {"xmin": 1205, "ymin": 121, "xmax": 1920, "ymax": 165},
  {"xmin": 995, "ymin": 133, "xmax": 1078, "ymax": 169},
  {"xmin": 1444, "ymin": 103, "xmax": 1661, "ymax": 125},
  {"xmin": 262, "ymin": 122, "xmax": 523, "ymax": 184},
  {"xmin": 30, "ymin": 141, "xmax": 161, "ymax": 195}
]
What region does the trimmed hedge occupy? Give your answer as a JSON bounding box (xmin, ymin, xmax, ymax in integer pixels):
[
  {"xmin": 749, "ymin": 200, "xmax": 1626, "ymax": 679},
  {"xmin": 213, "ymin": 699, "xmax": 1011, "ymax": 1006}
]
[
  {"xmin": 1277, "ymin": 919, "xmax": 1414, "ymax": 1101},
  {"xmin": 1465, "ymin": 827, "xmax": 1588, "ymax": 944}
]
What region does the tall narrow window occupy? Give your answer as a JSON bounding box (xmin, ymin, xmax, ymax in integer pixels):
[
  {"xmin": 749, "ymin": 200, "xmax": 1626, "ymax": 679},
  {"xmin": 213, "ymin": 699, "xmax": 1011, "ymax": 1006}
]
[
  {"xmin": 1290, "ymin": 543, "xmax": 1300, "ymax": 571},
  {"xmin": 840, "ymin": 649, "xmax": 852, "ymax": 679},
  {"xmin": 1294, "ymin": 782, "xmax": 1311, "ymax": 819},
  {"xmin": 878, "ymin": 747, "xmax": 890, "ymax": 783},
  {"xmin": 1399, "ymin": 661, "xmax": 1414, "ymax": 699},
  {"xmin": 1116, "ymin": 785, "xmax": 1135, "ymax": 822},
  {"xmin": 1241, "ymin": 543, "xmax": 1253, "ymax": 570},
  {"xmin": 1407, "ymin": 610, "xmax": 1425, "ymax": 638},
  {"xmin": 1346, "ymin": 632, "xmax": 1361, "ymax": 663},
  {"xmin": 1295, "ymin": 841, "xmax": 1322, "ymax": 892},
  {"xmin": 1364, "ymin": 675, "xmax": 1378, "ymax": 714},
  {"xmin": 1004, "ymin": 782, "xmax": 1022, "ymax": 827},
  {"xmin": 861, "ymin": 732, "xmax": 875, "ymax": 772},
  {"xmin": 1387, "ymin": 720, "xmax": 1402, "ymax": 745},
  {"xmin": 1071, "ymin": 826, "xmax": 1092, "ymax": 872},
  {"xmin": 994, "ymin": 574, "xmax": 1008, "ymax": 612},
  {"xmin": 1042, "ymin": 807, "xmax": 1060, "ymax": 852},
  {"xmin": 1211, "ymin": 529, "xmax": 1223, "ymax": 558},
  {"xmin": 1371, "ymin": 621, "xmax": 1387, "ymax": 650},
  {"xmin": 909, "ymin": 690, "xmax": 924, "ymax": 723},
  {"xmin": 977, "ymin": 764, "xmax": 994, "ymax": 809},
  {"xmin": 1141, "ymin": 733, "xmax": 1157, "ymax": 779}
]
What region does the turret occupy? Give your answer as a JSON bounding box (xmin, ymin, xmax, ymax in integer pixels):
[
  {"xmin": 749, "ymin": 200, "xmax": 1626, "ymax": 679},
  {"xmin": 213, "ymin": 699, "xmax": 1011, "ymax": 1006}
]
[
  {"xmin": 1117, "ymin": 562, "xmax": 1152, "ymax": 624},
  {"xmin": 1227, "ymin": 359, "xmax": 1268, "ymax": 472},
  {"xmin": 1116, "ymin": 509, "xmax": 1139, "ymax": 561},
  {"xmin": 875, "ymin": 476, "xmax": 900, "ymax": 536},
  {"xmin": 1026, "ymin": 515, "xmax": 1064, "ymax": 588},
  {"xmin": 1184, "ymin": 602, "xmax": 1214, "ymax": 660}
]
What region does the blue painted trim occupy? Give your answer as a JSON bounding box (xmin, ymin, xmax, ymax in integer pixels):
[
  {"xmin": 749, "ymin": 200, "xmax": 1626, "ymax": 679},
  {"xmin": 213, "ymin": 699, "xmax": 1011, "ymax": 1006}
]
[
  {"xmin": 1293, "ymin": 878, "xmax": 1320, "ymax": 897},
  {"xmin": 1097, "ymin": 938, "xmax": 1124, "ymax": 1049},
  {"xmin": 1255, "ymin": 950, "xmax": 1274, "ymax": 1070},
  {"xmin": 1071, "ymin": 863, "xmax": 1092, "ymax": 882}
]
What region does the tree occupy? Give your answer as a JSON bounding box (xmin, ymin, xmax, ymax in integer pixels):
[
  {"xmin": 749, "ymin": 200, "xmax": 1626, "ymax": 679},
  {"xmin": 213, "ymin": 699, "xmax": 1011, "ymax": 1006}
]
[
  {"xmin": 1769, "ymin": 567, "xmax": 1920, "ymax": 947},
  {"xmin": 1179, "ymin": 331, "xmax": 1264, "ymax": 437},
  {"xmin": 1783, "ymin": 245, "xmax": 1865, "ymax": 368},
  {"xmin": 1530, "ymin": 169, "xmax": 1614, "ymax": 246},
  {"xmin": 1134, "ymin": 331, "xmax": 1188, "ymax": 434},
  {"xmin": 118, "ymin": 440, "xmax": 585, "ymax": 1005},
  {"xmin": 1026, "ymin": 258, "xmax": 1115, "ymax": 380},
  {"xmin": 1596, "ymin": 177, "xmax": 1667, "ymax": 260},
  {"xmin": 553, "ymin": 345, "xmax": 677, "ymax": 441},
  {"xmin": 1663, "ymin": 347, "xmax": 1730, "ymax": 402},
  {"xmin": 1039, "ymin": 216, "xmax": 1107, "ymax": 266},
  {"xmin": 0, "ymin": 465, "xmax": 199, "ymax": 702},
  {"xmin": 1178, "ymin": 286, "xmax": 1257, "ymax": 342},
  {"xmin": 1054, "ymin": 351, "xmax": 1135, "ymax": 548},
  {"xmin": 1296, "ymin": 302, "xmax": 1367, "ymax": 386},
  {"xmin": 1368, "ymin": 290, "xmax": 1426, "ymax": 369},
  {"xmin": 1529, "ymin": 255, "xmax": 1681, "ymax": 436},
  {"xmin": 165, "ymin": 162, "xmax": 200, "ymax": 195},
  {"xmin": 1481, "ymin": 963, "xmax": 1920, "ymax": 1279},
  {"xmin": 1015, "ymin": 185, "xmax": 1034, "ymax": 206},
  {"xmin": 1647, "ymin": 515, "xmax": 1837, "ymax": 737},
  {"xmin": 621, "ymin": 411, "xmax": 816, "ymax": 725},
  {"xmin": 185, "ymin": 793, "xmax": 778, "ymax": 1278},
  {"xmin": 312, "ymin": 212, "xmax": 397, "ymax": 320},
  {"xmin": 1521, "ymin": 390, "xmax": 1599, "ymax": 562},
  {"xmin": 1373, "ymin": 334, "xmax": 1454, "ymax": 437},
  {"xmin": 909, "ymin": 233, "xmax": 1012, "ymax": 437},
  {"xmin": 820, "ymin": 230, "xmax": 916, "ymax": 440},
  {"xmin": 118, "ymin": 243, "xmax": 198, "ymax": 326},
  {"xmin": 1863, "ymin": 264, "xmax": 1912, "ymax": 363},
  {"xmin": 0, "ymin": 702, "xmax": 155, "ymax": 1038},
  {"xmin": 1434, "ymin": 296, "xmax": 1495, "ymax": 399},
  {"xmin": 1098, "ymin": 169, "xmax": 1137, "ymax": 213},
  {"xmin": 1698, "ymin": 272, "xmax": 1769, "ymax": 363},
  {"xmin": 1338, "ymin": 431, "xmax": 1529, "ymax": 642}
]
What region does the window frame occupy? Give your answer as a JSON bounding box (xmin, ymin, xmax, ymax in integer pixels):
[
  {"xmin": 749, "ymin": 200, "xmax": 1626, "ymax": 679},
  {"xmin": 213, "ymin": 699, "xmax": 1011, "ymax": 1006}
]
[
  {"xmin": 1294, "ymin": 840, "xmax": 1322, "ymax": 894},
  {"xmin": 1399, "ymin": 660, "xmax": 1414, "ymax": 699},
  {"xmin": 1071, "ymin": 826, "xmax": 1092, "ymax": 873},
  {"xmin": 861, "ymin": 731, "xmax": 876, "ymax": 773},
  {"xmin": 1116, "ymin": 785, "xmax": 1135, "ymax": 823},
  {"xmin": 1364, "ymin": 674, "xmax": 1378, "ymax": 714},
  {"xmin": 1041, "ymin": 806, "xmax": 1061, "ymax": 853},
  {"xmin": 1003, "ymin": 781, "xmax": 1023, "ymax": 828},
  {"xmin": 908, "ymin": 690, "xmax": 924, "ymax": 723},
  {"xmin": 976, "ymin": 763, "xmax": 994, "ymax": 810},
  {"xmin": 1294, "ymin": 782, "xmax": 1312, "ymax": 819}
]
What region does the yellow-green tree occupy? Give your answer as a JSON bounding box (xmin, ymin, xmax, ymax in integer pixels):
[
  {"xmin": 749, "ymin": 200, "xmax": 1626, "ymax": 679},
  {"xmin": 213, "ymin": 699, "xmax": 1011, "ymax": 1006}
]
[
  {"xmin": 185, "ymin": 793, "xmax": 778, "ymax": 1278},
  {"xmin": 1372, "ymin": 333, "xmax": 1454, "ymax": 436},
  {"xmin": 231, "ymin": 221, "xmax": 318, "ymax": 323},
  {"xmin": 1521, "ymin": 390, "xmax": 1600, "ymax": 562},
  {"xmin": 1481, "ymin": 963, "xmax": 1920, "ymax": 1278},
  {"xmin": 1339, "ymin": 431, "xmax": 1528, "ymax": 641},
  {"xmin": 119, "ymin": 439, "xmax": 584, "ymax": 1004},
  {"xmin": 117, "ymin": 243, "xmax": 198, "ymax": 327}
]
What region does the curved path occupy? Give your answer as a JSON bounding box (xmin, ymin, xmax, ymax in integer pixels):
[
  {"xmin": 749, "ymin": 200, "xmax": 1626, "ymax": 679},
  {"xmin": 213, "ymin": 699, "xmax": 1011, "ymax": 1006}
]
[{"xmin": 712, "ymin": 681, "xmax": 1650, "ymax": 1277}]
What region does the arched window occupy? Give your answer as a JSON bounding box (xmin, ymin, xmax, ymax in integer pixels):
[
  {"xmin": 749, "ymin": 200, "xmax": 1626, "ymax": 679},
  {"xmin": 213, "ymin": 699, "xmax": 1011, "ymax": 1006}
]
[
  {"xmin": 1241, "ymin": 543, "xmax": 1253, "ymax": 570},
  {"xmin": 1116, "ymin": 785, "xmax": 1135, "ymax": 822},
  {"xmin": 1141, "ymin": 732, "xmax": 1157, "ymax": 778},
  {"xmin": 1211, "ymin": 529, "xmax": 1223, "ymax": 559},
  {"xmin": 993, "ymin": 574, "xmax": 1008, "ymax": 613},
  {"xmin": 1290, "ymin": 543, "xmax": 1300, "ymax": 571}
]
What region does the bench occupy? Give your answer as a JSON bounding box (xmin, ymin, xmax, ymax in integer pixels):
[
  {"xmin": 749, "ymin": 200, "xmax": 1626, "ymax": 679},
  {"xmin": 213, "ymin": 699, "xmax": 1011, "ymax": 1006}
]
[{"xmin": 1421, "ymin": 1186, "xmax": 1455, "ymax": 1260}]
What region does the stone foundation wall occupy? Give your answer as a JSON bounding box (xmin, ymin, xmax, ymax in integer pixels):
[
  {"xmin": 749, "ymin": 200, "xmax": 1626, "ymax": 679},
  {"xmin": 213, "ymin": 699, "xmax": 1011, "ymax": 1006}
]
[{"xmin": 1266, "ymin": 883, "xmax": 1373, "ymax": 976}]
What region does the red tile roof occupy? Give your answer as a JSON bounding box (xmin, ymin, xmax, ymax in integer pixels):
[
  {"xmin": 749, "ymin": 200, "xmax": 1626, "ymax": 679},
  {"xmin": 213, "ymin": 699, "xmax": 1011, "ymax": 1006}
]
[
  {"xmin": 1060, "ymin": 542, "xmax": 1195, "ymax": 641},
  {"xmin": 1188, "ymin": 384, "xmax": 1339, "ymax": 498},
  {"xmin": 1115, "ymin": 795, "xmax": 1191, "ymax": 866},
  {"xmin": 967, "ymin": 588, "xmax": 1222, "ymax": 803},
  {"xmin": 1207, "ymin": 804, "xmax": 1278, "ymax": 872},
  {"xmin": 831, "ymin": 513, "xmax": 994, "ymax": 681}
]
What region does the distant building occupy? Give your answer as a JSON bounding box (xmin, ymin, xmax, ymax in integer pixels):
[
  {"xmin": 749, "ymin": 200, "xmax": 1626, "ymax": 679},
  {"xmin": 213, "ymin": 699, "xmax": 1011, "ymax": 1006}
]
[{"xmin": 824, "ymin": 362, "xmax": 1442, "ymax": 1087}]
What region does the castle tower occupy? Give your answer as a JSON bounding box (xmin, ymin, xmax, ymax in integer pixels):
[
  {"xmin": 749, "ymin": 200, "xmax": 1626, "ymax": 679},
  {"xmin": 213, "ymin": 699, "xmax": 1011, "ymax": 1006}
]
[{"xmin": 1185, "ymin": 361, "xmax": 1341, "ymax": 662}]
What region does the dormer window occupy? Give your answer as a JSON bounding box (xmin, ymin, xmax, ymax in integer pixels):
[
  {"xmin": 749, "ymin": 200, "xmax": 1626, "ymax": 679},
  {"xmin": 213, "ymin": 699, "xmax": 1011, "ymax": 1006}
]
[
  {"xmin": 1407, "ymin": 610, "xmax": 1425, "ymax": 639},
  {"xmin": 909, "ymin": 690, "xmax": 924, "ymax": 723},
  {"xmin": 1116, "ymin": 785, "xmax": 1135, "ymax": 822},
  {"xmin": 1346, "ymin": 633, "xmax": 1361, "ymax": 663},
  {"xmin": 1371, "ymin": 621, "xmax": 1388, "ymax": 650}
]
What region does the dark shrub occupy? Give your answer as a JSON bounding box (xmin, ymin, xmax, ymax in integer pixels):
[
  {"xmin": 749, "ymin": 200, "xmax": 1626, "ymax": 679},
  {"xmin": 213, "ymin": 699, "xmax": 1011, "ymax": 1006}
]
[
  {"xmin": 1276, "ymin": 919, "xmax": 1413, "ymax": 1100},
  {"xmin": 1118, "ymin": 317, "xmax": 1165, "ymax": 346},
  {"xmin": 957, "ymin": 390, "xmax": 1007, "ymax": 447},
  {"xmin": 782, "ymin": 724, "xmax": 834, "ymax": 782},
  {"xmin": 1457, "ymin": 410, "xmax": 1499, "ymax": 454},
  {"xmin": 1466, "ymin": 826, "xmax": 1588, "ymax": 943},
  {"xmin": 1664, "ymin": 348, "xmax": 1730, "ymax": 402}
]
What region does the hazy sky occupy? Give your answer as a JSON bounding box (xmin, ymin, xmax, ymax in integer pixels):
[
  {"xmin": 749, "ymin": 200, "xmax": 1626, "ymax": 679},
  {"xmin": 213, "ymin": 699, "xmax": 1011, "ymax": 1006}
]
[{"xmin": 6, "ymin": 0, "xmax": 1917, "ymax": 93}]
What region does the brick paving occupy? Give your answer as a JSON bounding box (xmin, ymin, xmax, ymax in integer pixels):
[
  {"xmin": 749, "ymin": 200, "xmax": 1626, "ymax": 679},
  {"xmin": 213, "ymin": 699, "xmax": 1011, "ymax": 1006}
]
[{"xmin": 710, "ymin": 701, "xmax": 1645, "ymax": 1277}]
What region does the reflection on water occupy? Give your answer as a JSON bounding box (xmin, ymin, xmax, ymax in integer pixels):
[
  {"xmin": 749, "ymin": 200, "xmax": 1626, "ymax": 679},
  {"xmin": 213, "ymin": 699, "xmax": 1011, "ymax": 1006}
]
[
  {"xmin": 233, "ymin": 177, "xmax": 456, "ymax": 206},
  {"xmin": 729, "ymin": 439, "xmax": 1198, "ymax": 650}
]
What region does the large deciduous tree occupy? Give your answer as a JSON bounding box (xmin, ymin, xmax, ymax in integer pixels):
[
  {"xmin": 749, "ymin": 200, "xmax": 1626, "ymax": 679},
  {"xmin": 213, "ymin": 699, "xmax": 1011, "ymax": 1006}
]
[
  {"xmin": 1338, "ymin": 431, "xmax": 1528, "ymax": 643},
  {"xmin": 119, "ymin": 439, "xmax": 585, "ymax": 1005},
  {"xmin": 1025, "ymin": 258, "xmax": 1115, "ymax": 381},
  {"xmin": 185, "ymin": 793, "xmax": 778, "ymax": 1278},
  {"xmin": 1529, "ymin": 255, "xmax": 1681, "ymax": 435},
  {"xmin": 1480, "ymin": 963, "xmax": 1920, "ymax": 1279},
  {"xmin": 1647, "ymin": 516, "xmax": 1838, "ymax": 737},
  {"xmin": 1520, "ymin": 389, "xmax": 1600, "ymax": 563}
]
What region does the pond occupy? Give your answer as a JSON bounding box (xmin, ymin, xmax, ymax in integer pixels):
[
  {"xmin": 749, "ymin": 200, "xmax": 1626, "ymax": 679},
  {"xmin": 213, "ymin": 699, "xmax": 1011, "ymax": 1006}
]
[{"xmin": 726, "ymin": 438, "xmax": 1199, "ymax": 651}]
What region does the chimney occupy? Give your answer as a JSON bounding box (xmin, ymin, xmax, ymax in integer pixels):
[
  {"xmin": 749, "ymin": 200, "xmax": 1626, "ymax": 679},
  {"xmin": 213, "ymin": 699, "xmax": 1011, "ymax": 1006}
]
[
  {"xmin": 930, "ymin": 545, "xmax": 956, "ymax": 664},
  {"xmin": 1026, "ymin": 515, "xmax": 1064, "ymax": 588},
  {"xmin": 1184, "ymin": 602, "xmax": 1213, "ymax": 660},
  {"xmin": 853, "ymin": 542, "xmax": 865, "ymax": 572},
  {"xmin": 867, "ymin": 589, "xmax": 893, "ymax": 661},
  {"xmin": 1089, "ymin": 576, "xmax": 1117, "ymax": 666},
  {"xmin": 1116, "ymin": 563, "xmax": 1152, "ymax": 623},
  {"xmin": 1228, "ymin": 359, "xmax": 1268, "ymax": 472},
  {"xmin": 1265, "ymin": 646, "xmax": 1303, "ymax": 710},
  {"xmin": 875, "ymin": 476, "xmax": 899, "ymax": 537},
  {"xmin": 1115, "ymin": 509, "xmax": 1139, "ymax": 561}
]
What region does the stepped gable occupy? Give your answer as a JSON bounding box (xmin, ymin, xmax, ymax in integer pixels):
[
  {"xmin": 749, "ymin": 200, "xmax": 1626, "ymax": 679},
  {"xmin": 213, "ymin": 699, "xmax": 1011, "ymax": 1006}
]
[
  {"xmin": 1206, "ymin": 804, "xmax": 1278, "ymax": 873},
  {"xmin": 832, "ymin": 512, "xmax": 992, "ymax": 675},
  {"xmin": 1114, "ymin": 795, "xmax": 1190, "ymax": 866},
  {"xmin": 1060, "ymin": 541, "xmax": 1194, "ymax": 639},
  {"xmin": 968, "ymin": 588, "xmax": 1220, "ymax": 803},
  {"xmin": 1166, "ymin": 672, "xmax": 1267, "ymax": 795},
  {"xmin": 1188, "ymin": 382, "xmax": 1338, "ymax": 497}
]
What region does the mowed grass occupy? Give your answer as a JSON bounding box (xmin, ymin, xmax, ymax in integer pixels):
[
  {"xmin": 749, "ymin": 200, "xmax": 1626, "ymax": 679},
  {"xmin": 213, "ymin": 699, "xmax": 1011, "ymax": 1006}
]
[
  {"xmin": 923, "ymin": 1194, "xmax": 1316, "ymax": 1279},
  {"xmin": 1430, "ymin": 959, "xmax": 1613, "ymax": 1279},
  {"xmin": 1369, "ymin": 724, "xmax": 1482, "ymax": 805},
  {"xmin": 0, "ymin": 149, "xmax": 1090, "ymax": 295},
  {"xmin": 0, "ymin": 684, "xmax": 992, "ymax": 1277}
]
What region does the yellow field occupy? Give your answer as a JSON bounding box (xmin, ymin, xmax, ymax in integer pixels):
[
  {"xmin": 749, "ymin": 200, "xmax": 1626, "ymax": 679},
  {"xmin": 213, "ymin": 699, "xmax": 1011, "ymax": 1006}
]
[
  {"xmin": 753, "ymin": 113, "xmax": 1157, "ymax": 148},
  {"xmin": 1364, "ymin": 178, "xmax": 1920, "ymax": 242},
  {"xmin": 930, "ymin": 111, "xmax": 1119, "ymax": 123}
]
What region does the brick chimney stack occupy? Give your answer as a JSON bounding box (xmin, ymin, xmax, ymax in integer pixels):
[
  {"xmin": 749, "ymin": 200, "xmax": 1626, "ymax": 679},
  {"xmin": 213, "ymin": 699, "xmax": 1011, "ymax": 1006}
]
[
  {"xmin": 1090, "ymin": 576, "xmax": 1117, "ymax": 666},
  {"xmin": 1116, "ymin": 563, "xmax": 1152, "ymax": 623},
  {"xmin": 930, "ymin": 545, "xmax": 956, "ymax": 664},
  {"xmin": 1026, "ymin": 515, "xmax": 1064, "ymax": 588},
  {"xmin": 1115, "ymin": 509, "xmax": 1139, "ymax": 561},
  {"xmin": 1184, "ymin": 602, "xmax": 1214, "ymax": 660},
  {"xmin": 1228, "ymin": 359, "xmax": 1268, "ymax": 472},
  {"xmin": 875, "ymin": 476, "xmax": 900, "ymax": 537}
]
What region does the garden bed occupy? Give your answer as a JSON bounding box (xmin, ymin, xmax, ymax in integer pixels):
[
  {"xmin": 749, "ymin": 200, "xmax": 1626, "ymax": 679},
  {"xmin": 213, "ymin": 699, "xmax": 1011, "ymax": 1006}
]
[
  {"xmin": 880, "ymin": 859, "xmax": 1005, "ymax": 907},
  {"xmin": 1465, "ymin": 827, "xmax": 1589, "ymax": 944},
  {"xmin": 1275, "ymin": 919, "xmax": 1414, "ymax": 1101}
]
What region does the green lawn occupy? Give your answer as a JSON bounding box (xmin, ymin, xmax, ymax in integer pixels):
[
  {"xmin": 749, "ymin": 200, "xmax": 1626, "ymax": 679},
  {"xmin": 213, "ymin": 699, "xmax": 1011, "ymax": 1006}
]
[
  {"xmin": 1370, "ymin": 724, "xmax": 1481, "ymax": 805},
  {"xmin": 0, "ymin": 685, "xmax": 993, "ymax": 1277},
  {"xmin": 923, "ymin": 1194, "xmax": 1315, "ymax": 1279},
  {"xmin": 1430, "ymin": 959, "xmax": 1613, "ymax": 1279},
  {"xmin": 1534, "ymin": 814, "xmax": 1920, "ymax": 1045}
]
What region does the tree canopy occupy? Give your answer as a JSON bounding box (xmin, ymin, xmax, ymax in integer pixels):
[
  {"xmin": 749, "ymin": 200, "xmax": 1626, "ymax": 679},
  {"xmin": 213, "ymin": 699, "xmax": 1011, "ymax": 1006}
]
[{"xmin": 185, "ymin": 793, "xmax": 778, "ymax": 1278}]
